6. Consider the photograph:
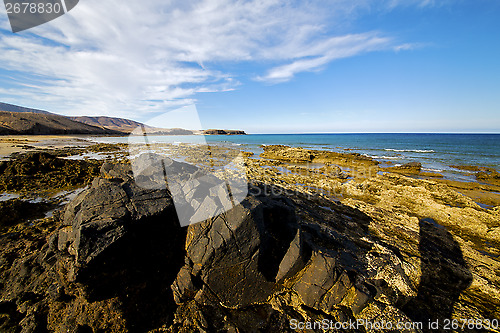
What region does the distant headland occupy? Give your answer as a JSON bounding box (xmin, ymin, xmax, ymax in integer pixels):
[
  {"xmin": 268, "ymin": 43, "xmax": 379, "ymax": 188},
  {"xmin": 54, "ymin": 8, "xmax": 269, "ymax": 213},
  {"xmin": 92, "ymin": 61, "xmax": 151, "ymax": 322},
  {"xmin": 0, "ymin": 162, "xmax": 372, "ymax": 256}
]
[{"xmin": 202, "ymin": 129, "xmax": 246, "ymax": 135}]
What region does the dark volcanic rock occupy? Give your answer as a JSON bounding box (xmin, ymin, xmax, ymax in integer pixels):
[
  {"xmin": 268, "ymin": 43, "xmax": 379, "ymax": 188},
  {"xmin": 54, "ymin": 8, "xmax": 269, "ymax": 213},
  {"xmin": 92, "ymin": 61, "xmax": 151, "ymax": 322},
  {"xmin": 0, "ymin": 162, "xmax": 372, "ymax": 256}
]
[
  {"xmin": 168, "ymin": 183, "xmax": 412, "ymax": 332},
  {"xmin": 172, "ymin": 192, "xmax": 300, "ymax": 307},
  {"xmin": 55, "ymin": 159, "xmax": 188, "ymax": 331},
  {"xmin": 0, "ymin": 157, "xmax": 187, "ymax": 332}
]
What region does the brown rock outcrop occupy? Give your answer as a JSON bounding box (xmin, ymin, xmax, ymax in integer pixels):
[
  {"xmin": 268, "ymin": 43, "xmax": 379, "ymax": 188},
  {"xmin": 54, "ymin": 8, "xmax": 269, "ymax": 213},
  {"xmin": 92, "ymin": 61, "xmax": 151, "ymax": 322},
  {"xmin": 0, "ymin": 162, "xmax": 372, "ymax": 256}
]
[
  {"xmin": 260, "ymin": 145, "xmax": 378, "ymax": 168},
  {"xmin": 386, "ymin": 162, "xmax": 422, "ymax": 175}
]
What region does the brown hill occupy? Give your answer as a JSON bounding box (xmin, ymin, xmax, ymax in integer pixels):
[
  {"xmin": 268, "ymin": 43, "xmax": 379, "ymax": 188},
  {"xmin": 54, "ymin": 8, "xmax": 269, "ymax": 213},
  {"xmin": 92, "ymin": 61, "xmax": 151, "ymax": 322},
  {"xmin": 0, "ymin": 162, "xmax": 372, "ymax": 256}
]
[
  {"xmin": 0, "ymin": 102, "xmax": 51, "ymax": 114},
  {"xmin": 0, "ymin": 102, "xmax": 246, "ymax": 136},
  {"xmin": 0, "ymin": 111, "xmax": 124, "ymax": 135},
  {"xmin": 71, "ymin": 117, "xmax": 201, "ymax": 135},
  {"xmin": 143, "ymin": 128, "xmax": 197, "ymax": 135},
  {"xmin": 70, "ymin": 116, "xmax": 148, "ymax": 133}
]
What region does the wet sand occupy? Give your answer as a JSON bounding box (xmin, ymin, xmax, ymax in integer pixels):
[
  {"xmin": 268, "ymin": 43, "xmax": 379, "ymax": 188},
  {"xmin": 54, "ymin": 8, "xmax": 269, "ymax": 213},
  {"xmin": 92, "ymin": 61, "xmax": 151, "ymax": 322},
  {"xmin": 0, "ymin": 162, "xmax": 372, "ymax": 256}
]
[{"xmin": 0, "ymin": 135, "xmax": 83, "ymax": 158}]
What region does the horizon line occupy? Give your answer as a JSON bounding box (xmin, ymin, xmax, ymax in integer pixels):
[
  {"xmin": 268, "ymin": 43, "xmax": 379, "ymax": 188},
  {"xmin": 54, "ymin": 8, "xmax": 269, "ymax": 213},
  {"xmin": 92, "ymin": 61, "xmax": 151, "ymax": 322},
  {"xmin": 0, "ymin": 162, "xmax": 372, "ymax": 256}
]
[{"xmin": 244, "ymin": 132, "xmax": 500, "ymax": 135}]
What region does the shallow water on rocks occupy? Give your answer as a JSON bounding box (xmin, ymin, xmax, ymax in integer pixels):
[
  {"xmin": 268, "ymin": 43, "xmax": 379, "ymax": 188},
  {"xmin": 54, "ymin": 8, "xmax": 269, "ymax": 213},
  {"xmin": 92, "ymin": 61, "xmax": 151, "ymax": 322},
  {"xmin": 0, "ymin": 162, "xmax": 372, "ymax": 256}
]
[
  {"xmin": 62, "ymin": 152, "xmax": 114, "ymax": 160},
  {"xmin": 0, "ymin": 193, "xmax": 20, "ymax": 201}
]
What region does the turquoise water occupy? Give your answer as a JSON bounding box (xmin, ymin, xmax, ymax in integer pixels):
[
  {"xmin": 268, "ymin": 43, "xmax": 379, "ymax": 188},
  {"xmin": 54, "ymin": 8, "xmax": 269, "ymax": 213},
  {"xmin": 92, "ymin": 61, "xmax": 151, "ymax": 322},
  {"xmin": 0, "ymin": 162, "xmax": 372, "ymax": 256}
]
[{"xmin": 92, "ymin": 133, "xmax": 500, "ymax": 181}]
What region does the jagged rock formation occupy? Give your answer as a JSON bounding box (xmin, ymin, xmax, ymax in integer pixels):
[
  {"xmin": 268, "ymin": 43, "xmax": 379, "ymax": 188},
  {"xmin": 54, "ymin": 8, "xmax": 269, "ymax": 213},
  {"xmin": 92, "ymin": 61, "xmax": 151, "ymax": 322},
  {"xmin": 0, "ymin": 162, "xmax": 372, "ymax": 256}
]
[
  {"xmin": 0, "ymin": 157, "xmax": 497, "ymax": 332},
  {"xmin": 0, "ymin": 158, "xmax": 187, "ymax": 332}
]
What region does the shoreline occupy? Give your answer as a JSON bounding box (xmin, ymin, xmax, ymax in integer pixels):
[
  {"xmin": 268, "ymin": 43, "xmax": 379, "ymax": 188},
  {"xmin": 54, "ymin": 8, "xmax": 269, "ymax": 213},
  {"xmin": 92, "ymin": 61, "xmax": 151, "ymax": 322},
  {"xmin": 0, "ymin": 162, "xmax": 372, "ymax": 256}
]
[
  {"xmin": 0, "ymin": 135, "xmax": 97, "ymax": 159},
  {"xmin": 91, "ymin": 133, "xmax": 500, "ymax": 182},
  {"xmin": 1, "ymin": 138, "xmax": 499, "ymax": 206}
]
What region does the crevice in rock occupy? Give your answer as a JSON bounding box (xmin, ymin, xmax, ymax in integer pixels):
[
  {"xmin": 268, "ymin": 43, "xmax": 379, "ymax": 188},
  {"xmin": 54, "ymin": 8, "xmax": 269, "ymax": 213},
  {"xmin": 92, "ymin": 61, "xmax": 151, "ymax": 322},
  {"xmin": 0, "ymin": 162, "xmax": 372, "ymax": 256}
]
[{"xmin": 74, "ymin": 206, "xmax": 187, "ymax": 332}]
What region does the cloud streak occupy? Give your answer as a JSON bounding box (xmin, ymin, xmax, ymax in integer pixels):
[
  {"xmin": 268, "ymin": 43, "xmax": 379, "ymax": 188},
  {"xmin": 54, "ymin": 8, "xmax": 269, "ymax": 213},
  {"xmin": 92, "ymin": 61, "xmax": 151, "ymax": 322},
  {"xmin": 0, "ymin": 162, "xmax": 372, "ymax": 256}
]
[
  {"xmin": 256, "ymin": 33, "xmax": 392, "ymax": 83},
  {"xmin": 0, "ymin": 0, "xmax": 423, "ymax": 118}
]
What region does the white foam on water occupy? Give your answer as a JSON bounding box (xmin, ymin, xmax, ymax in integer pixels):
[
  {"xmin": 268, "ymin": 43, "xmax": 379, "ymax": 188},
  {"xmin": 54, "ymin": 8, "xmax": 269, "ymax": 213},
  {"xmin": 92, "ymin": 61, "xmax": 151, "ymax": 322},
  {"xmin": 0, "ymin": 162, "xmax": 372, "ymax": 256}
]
[
  {"xmin": 422, "ymin": 168, "xmax": 444, "ymax": 172},
  {"xmin": 385, "ymin": 148, "xmax": 435, "ymax": 153},
  {"xmin": 364, "ymin": 154, "xmax": 400, "ymax": 159}
]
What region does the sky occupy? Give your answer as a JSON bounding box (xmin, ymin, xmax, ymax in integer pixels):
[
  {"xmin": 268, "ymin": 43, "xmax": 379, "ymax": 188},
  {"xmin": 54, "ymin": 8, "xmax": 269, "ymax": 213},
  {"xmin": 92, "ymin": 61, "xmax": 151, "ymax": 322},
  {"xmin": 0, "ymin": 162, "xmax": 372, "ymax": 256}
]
[{"xmin": 0, "ymin": 0, "xmax": 499, "ymax": 133}]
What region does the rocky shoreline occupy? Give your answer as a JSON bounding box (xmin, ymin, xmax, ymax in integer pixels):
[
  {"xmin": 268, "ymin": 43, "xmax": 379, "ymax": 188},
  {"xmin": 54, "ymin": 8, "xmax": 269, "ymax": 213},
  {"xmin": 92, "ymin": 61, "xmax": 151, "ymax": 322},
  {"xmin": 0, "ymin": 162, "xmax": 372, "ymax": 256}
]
[{"xmin": 0, "ymin": 143, "xmax": 499, "ymax": 332}]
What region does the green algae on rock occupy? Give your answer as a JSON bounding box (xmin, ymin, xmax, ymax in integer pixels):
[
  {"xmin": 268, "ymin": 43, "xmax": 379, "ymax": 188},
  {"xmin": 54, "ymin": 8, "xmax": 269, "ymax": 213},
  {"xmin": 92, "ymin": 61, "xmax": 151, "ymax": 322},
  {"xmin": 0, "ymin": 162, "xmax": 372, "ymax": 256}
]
[
  {"xmin": 0, "ymin": 152, "xmax": 102, "ymax": 194},
  {"xmin": 0, "ymin": 199, "xmax": 53, "ymax": 232}
]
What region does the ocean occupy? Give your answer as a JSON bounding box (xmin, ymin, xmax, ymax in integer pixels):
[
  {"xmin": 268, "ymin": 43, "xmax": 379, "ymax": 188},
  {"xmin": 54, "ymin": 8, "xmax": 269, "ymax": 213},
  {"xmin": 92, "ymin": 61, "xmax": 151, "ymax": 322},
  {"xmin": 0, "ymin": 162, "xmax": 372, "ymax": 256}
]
[{"xmin": 92, "ymin": 133, "xmax": 500, "ymax": 182}]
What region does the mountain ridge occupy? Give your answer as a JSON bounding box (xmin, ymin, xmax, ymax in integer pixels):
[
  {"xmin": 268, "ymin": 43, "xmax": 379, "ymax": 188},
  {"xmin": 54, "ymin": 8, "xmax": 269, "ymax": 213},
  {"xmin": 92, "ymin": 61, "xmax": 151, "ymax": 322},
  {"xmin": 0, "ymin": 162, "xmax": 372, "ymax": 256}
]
[
  {"xmin": 0, "ymin": 102, "xmax": 52, "ymax": 115},
  {"xmin": 69, "ymin": 116, "xmax": 148, "ymax": 133},
  {"xmin": 0, "ymin": 102, "xmax": 246, "ymax": 135},
  {"xmin": 0, "ymin": 111, "xmax": 124, "ymax": 135}
]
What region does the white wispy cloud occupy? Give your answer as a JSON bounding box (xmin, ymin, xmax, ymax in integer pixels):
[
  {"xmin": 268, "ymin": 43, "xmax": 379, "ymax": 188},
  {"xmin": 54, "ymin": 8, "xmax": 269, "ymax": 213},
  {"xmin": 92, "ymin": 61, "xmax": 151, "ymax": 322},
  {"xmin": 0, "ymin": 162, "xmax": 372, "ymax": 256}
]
[
  {"xmin": 256, "ymin": 33, "xmax": 392, "ymax": 83},
  {"xmin": 385, "ymin": 0, "xmax": 440, "ymax": 9},
  {"xmin": 0, "ymin": 0, "xmax": 425, "ymax": 118}
]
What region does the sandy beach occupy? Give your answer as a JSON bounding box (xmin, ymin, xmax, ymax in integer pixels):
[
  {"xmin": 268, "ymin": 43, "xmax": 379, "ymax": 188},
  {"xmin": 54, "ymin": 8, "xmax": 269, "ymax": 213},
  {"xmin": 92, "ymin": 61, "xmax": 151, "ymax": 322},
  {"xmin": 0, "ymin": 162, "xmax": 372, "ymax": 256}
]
[{"xmin": 0, "ymin": 135, "xmax": 93, "ymax": 159}]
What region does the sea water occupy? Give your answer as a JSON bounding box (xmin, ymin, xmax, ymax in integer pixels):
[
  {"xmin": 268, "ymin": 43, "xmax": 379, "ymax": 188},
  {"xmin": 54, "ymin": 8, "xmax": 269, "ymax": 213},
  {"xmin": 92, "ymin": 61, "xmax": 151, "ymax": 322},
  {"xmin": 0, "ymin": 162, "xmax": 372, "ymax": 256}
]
[{"xmin": 91, "ymin": 133, "xmax": 500, "ymax": 182}]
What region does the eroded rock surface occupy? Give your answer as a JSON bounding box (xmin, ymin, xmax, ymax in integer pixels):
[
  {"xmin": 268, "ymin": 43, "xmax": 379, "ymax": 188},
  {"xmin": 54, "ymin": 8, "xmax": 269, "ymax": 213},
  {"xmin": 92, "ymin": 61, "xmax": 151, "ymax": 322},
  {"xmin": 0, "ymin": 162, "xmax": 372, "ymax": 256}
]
[
  {"xmin": 167, "ymin": 178, "xmax": 494, "ymax": 332},
  {"xmin": 260, "ymin": 144, "xmax": 378, "ymax": 168},
  {"xmin": 1, "ymin": 156, "xmax": 499, "ymax": 333},
  {"xmin": 0, "ymin": 152, "xmax": 101, "ymax": 194},
  {"xmin": 1, "ymin": 158, "xmax": 186, "ymax": 332}
]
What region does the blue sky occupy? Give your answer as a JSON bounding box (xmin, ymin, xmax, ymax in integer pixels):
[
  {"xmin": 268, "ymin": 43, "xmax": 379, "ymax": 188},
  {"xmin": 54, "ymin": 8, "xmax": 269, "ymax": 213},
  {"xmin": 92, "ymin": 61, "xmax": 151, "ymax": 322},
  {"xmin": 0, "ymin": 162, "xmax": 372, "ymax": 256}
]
[{"xmin": 0, "ymin": 0, "xmax": 499, "ymax": 133}]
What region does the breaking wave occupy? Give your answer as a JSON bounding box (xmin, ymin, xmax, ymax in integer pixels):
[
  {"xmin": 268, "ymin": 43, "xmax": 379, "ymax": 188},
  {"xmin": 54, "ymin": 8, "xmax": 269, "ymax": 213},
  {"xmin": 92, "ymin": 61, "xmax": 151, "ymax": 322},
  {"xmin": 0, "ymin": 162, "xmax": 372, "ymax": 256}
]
[
  {"xmin": 384, "ymin": 148, "xmax": 435, "ymax": 153},
  {"xmin": 364, "ymin": 155, "xmax": 400, "ymax": 160}
]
